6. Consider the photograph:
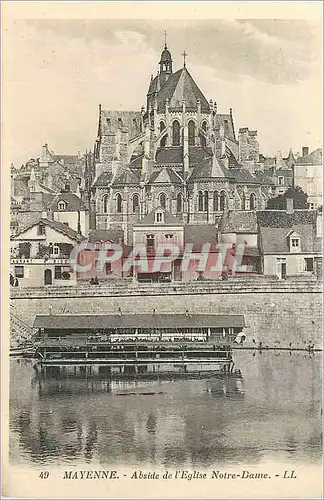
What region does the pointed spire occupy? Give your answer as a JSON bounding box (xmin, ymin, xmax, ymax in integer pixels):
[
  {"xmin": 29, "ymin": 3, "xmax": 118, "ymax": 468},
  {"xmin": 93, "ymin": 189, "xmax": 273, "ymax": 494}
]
[{"xmin": 164, "ymin": 29, "xmax": 167, "ymax": 49}]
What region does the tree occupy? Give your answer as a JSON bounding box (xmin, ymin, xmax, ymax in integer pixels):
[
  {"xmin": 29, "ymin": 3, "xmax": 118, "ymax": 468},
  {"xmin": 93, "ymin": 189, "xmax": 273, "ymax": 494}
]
[{"xmin": 266, "ymin": 186, "xmax": 309, "ymax": 210}]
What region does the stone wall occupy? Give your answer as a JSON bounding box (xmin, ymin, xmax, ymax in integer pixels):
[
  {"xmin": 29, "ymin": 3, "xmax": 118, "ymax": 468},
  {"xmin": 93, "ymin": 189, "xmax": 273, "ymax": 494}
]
[{"xmin": 10, "ymin": 279, "xmax": 322, "ymax": 349}]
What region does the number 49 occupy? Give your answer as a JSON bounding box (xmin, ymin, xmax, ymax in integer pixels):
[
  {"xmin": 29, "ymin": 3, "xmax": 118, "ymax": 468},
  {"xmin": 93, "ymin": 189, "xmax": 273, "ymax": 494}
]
[{"xmin": 39, "ymin": 471, "xmax": 50, "ymax": 479}]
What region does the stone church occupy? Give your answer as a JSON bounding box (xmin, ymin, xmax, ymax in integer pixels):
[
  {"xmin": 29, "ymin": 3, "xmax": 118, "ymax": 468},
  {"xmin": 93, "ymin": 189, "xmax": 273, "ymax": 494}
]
[{"xmin": 89, "ymin": 41, "xmax": 275, "ymax": 243}]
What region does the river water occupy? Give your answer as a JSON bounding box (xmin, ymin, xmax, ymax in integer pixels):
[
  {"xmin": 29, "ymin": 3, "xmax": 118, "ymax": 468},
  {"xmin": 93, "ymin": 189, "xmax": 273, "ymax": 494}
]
[{"xmin": 9, "ymin": 351, "xmax": 322, "ymax": 468}]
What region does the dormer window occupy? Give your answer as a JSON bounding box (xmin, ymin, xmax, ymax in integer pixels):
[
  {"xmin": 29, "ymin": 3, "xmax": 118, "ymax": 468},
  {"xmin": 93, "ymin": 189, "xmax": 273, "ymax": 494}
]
[
  {"xmin": 155, "ymin": 212, "xmax": 164, "ymax": 223},
  {"xmin": 58, "ymin": 200, "xmax": 66, "ymax": 210},
  {"xmin": 288, "ymin": 231, "xmax": 301, "ymax": 253},
  {"xmin": 53, "ymin": 245, "xmax": 60, "ymax": 255}
]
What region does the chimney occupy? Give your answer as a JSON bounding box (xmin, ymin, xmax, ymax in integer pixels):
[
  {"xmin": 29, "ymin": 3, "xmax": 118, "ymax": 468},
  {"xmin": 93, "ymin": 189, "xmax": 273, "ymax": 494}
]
[
  {"xmin": 302, "ymin": 146, "xmax": 309, "ymax": 157},
  {"xmin": 286, "ymin": 197, "xmax": 294, "ymax": 214}
]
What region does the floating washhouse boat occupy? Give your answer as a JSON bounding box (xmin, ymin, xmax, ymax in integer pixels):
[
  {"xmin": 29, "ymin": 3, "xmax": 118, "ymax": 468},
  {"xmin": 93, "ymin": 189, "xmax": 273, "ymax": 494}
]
[{"xmin": 33, "ymin": 314, "xmax": 246, "ymax": 371}]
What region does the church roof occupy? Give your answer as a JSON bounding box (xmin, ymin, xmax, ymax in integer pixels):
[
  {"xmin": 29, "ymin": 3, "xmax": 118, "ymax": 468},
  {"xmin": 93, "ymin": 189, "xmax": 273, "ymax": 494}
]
[
  {"xmin": 112, "ymin": 168, "xmax": 141, "ymax": 186},
  {"xmin": 155, "ymin": 146, "xmax": 214, "ymax": 167},
  {"xmin": 92, "ymin": 171, "xmax": 113, "ymax": 187},
  {"xmin": 253, "ymin": 170, "xmax": 276, "ymax": 185},
  {"xmin": 189, "ymin": 156, "xmax": 234, "ymax": 181},
  {"xmin": 148, "ymin": 167, "xmax": 183, "ymax": 185},
  {"xmin": 229, "ymin": 168, "xmax": 259, "ymax": 184},
  {"xmin": 159, "ymin": 46, "xmax": 172, "ymax": 63},
  {"xmin": 134, "ymin": 207, "xmax": 183, "ymax": 227},
  {"xmin": 156, "ymin": 67, "xmax": 210, "ymax": 112}
]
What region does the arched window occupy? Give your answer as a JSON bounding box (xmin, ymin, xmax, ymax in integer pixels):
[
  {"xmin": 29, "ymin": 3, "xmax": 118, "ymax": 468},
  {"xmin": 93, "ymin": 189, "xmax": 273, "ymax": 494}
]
[
  {"xmin": 160, "ymin": 135, "xmax": 167, "ymax": 147},
  {"xmin": 242, "ymin": 193, "xmax": 246, "ymax": 210},
  {"xmin": 200, "ymin": 121, "xmax": 207, "ymax": 147},
  {"xmin": 103, "ymin": 195, "xmax": 109, "ymax": 213},
  {"xmin": 198, "ymin": 191, "xmax": 204, "ymax": 212},
  {"xmin": 176, "ymin": 193, "xmax": 183, "ymax": 213},
  {"xmin": 116, "ymin": 193, "xmax": 122, "ymax": 213},
  {"xmin": 250, "ymin": 193, "xmax": 256, "ymax": 210},
  {"xmin": 159, "ymin": 193, "xmax": 166, "ymax": 209},
  {"xmin": 203, "ymin": 191, "xmax": 209, "ymax": 212},
  {"xmin": 188, "ymin": 120, "xmax": 196, "ymax": 146},
  {"xmin": 213, "ymin": 191, "xmax": 219, "ymax": 211},
  {"xmin": 220, "ymin": 191, "xmax": 226, "ymax": 211},
  {"xmin": 172, "ymin": 120, "xmax": 181, "ymax": 146},
  {"xmin": 132, "ymin": 194, "xmax": 139, "ymax": 213},
  {"xmin": 159, "ymin": 121, "xmax": 166, "ymax": 133}
]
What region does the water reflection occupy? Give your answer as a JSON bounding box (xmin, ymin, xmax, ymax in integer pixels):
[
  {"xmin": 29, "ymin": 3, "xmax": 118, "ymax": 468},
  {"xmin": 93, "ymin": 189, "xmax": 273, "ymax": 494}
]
[{"xmin": 9, "ymin": 352, "xmax": 322, "ymax": 468}]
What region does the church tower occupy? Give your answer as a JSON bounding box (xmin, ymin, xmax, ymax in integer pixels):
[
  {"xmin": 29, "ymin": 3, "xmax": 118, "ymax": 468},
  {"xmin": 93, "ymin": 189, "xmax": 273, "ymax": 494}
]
[{"xmin": 159, "ymin": 40, "xmax": 173, "ymax": 86}]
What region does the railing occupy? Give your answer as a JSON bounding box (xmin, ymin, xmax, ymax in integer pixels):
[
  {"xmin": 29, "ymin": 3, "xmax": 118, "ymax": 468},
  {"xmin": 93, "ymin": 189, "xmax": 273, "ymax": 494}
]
[{"xmin": 9, "ymin": 275, "xmax": 322, "ymax": 299}]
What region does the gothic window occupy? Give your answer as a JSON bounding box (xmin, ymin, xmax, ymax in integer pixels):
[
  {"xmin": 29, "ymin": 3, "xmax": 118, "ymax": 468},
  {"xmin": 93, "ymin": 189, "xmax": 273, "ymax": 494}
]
[
  {"xmin": 132, "ymin": 194, "xmax": 140, "ymax": 213},
  {"xmin": 200, "ymin": 121, "xmax": 207, "ymax": 147},
  {"xmin": 213, "ymin": 191, "xmax": 219, "ymax": 211},
  {"xmin": 160, "ymin": 121, "xmax": 166, "ymax": 133},
  {"xmin": 188, "ymin": 120, "xmax": 196, "ymax": 146},
  {"xmin": 172, "ymin": 120, "xmax": 181, "ymax": 146},
  {"xmin": 116, "ymin": 193, "xmax": 122, "ymax": 213},
  {"xmin": 176, "ymin": 193, "xmax": 183, "ymax": 213},
  {"xmin": 198, "ymin": 191, "xmax": 204, "ymax": 212},
  {"xmin": 242, "ymin": 193, "xmax": 246, "ymax": 210},
  {"xmin": 159, "ymin": 193, "xmax": 166, "ymax": 209},
  {"xmin": 103, "ymin": 195, "xmax": 109, "ymax": 213},
  {"xmin": 250, "ymin": 193, "xmax": 256, "ymax": 210},
  {"xmin": 224, "ymin": 119, "xmax": 229, "ymax": 135},
  {"xmin": 160, "ymin": 135, "xmax": 167, "ymax": 147},
  {"xmin": 220, "ymin": 191, "xmax": 226, "ymax": 211},
  {"xmin": 203, "ymin": 191, "xmax": 209, "ymax": 212}
]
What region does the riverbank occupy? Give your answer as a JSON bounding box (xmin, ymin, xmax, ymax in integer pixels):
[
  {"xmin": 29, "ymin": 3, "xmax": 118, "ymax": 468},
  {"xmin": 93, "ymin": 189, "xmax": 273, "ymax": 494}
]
[{"xmin": 10, "ymin": 278, "xmax": 323, "ymax": 349}]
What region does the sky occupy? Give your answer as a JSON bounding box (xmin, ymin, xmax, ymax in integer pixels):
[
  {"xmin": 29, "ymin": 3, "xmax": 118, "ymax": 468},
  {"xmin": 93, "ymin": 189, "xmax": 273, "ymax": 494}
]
[{"xmin": 4, "ymin": 18, "xmax": 322, "ymax": 166}]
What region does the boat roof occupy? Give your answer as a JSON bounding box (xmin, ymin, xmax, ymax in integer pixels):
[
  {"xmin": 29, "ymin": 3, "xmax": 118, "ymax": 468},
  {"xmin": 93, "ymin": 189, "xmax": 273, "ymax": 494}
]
[{"xmin": 34, "ymin": 314, "xmax": 246, "ymax": 330}]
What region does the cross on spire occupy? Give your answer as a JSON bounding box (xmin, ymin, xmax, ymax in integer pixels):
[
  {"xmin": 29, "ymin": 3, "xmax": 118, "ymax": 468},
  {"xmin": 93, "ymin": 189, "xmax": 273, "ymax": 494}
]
[
  {"xmin": 182, "ymin": 50, "xmax": 188, "ymax": 67},
  {"xmin": 164, "ymin": 30, "xmax": 167, "ymax": 48}
]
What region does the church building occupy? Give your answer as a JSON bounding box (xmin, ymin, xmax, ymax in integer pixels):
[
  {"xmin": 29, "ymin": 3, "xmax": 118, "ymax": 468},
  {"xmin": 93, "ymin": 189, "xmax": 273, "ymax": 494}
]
[{"xmin": 90, "ymin": 40, "xmax": 275, "ymax": 244}]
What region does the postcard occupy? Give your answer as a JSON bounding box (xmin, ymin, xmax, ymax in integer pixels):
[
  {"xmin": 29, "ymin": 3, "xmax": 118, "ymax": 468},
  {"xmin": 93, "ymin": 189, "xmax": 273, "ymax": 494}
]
[{"xmin": 1, "ymin": 1, "xmax": 323, "ymax": 498}]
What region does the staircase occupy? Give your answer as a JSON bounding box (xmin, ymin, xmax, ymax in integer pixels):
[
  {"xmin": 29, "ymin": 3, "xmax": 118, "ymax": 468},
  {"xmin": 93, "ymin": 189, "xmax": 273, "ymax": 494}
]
[{"xmin": 10, "ymin": 306, "xmax": 35, "ymax": 347}]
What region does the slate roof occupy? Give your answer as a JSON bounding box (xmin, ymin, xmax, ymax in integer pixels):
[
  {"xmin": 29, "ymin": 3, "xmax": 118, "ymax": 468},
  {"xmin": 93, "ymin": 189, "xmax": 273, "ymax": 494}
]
[
  {"xmin": 87, "ymin": 229, "xmax": 124, "ymax": 244},
  {"xmin": 154, "ymin": 146, "xmax": 214, "ymax": 168},
  {"xmin": 148, "ymin": 167, "xmax": 183, "ymax": 185},
  {"xmin": 253, "ymin": 170, "xmax": 275, "ymax": 185},
  {"xmin": 134, "ymin": 207, "xmax": 183, "ymax": 227},
  {"xmin": 219, "ymin": 211, "xmax": 258, "ymax": 233},
  {"xmin": 52, "ymin": 154, "xmax": 79, "ymax": 166},
  {"xmin": 189, "ymin": 157, "xmax": 235, "ymax": 181},
  {"xmin": 13, "ymin": 217, "xmax": 83, "ymax": 241},
  {"xmin": 283, "ymin": 149, "xmax": 296, "ymax": 168},
  {"xmin": 258, "ymin": 210, "xmax": 321, "ymax": 253},
  {"xmin": 296, "ymin": 148, "xmax": 322, "ymax": 165},
  {"xmin": 92, "ymin": 171, "xmax": 113, "ymax": 187},
  {"xmin": 34, "ymin": 314, "xmax": 246, "ymax": 330},
  {"xmin": 112, "ymin": 168, "xmax": 141, "ymax": 186},
  {"xmin": 230, "ymin": 168, "xmax": 259, "ymax": 184},
  {"xmin": 156, "ymin": 67, "xmax": 210, "ymax": 112},
  {"xmin": 184, "ymin": 224, "xmax": 218, "ymax": 248},
  {"xmin": 50, "ymin": 192, "xmax": 86, "ymax": 211}
]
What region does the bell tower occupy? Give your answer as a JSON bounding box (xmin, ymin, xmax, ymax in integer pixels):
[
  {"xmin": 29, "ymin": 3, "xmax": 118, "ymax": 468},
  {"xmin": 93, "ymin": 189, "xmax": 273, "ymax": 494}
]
[{"xmin": 159, "ymin": 31, "xmax": 172, "ymax": 85}]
